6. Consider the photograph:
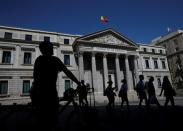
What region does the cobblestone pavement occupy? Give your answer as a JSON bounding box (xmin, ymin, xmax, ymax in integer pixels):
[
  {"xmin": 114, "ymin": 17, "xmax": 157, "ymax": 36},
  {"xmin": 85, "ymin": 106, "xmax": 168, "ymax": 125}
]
[{"xmin": 0, "ymin": 98, "xmax": 183, "ymax": 131}]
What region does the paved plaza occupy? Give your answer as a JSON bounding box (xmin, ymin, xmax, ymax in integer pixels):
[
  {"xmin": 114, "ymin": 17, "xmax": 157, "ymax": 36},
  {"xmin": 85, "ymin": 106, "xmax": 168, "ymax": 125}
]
[{"xmin": 0, "ymin": 98, "xmax": 183, "ymax": 131}]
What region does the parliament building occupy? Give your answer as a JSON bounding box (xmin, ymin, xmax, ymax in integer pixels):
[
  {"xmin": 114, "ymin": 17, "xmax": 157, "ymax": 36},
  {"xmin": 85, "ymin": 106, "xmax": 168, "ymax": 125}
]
[{"xmin": 0, "ymin": 26, "xmax": 171, "ymax": 105}]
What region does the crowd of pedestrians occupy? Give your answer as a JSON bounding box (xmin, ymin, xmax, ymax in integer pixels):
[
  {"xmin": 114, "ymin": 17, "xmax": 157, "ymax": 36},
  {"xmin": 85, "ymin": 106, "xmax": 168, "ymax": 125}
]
[
  {"xmin": 29, "ymin": 41, "xmax": 176, "ymax": 130},
  {"xmin": 104, "ymin": 74, "xmax": 176, "ymax": 109}
]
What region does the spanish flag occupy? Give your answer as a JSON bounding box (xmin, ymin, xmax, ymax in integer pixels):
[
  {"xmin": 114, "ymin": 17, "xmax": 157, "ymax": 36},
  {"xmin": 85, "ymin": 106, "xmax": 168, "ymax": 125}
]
[{"xmin": 100, "ymin": 16, "xmax": 108, "ymax": 23}]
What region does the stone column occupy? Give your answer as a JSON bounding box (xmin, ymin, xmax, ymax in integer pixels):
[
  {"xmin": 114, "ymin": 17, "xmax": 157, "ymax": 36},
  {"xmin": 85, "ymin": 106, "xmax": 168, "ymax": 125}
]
[
  {"xmin": 78, "ymin": 52, "xmax": 84, "ymax": 81},
  {"xmin": 103, "ymin": 53, "xmax": 108, "ymax": 89},
  {"xmin": 125, "ymin": 55, "xmax": 132, "ymax": 91},
  {"xmin": 134, "ymin": 55, "xmax": 139, "ymax": 84},
  {"xmin": 115, "ymin": 54, "xmax": 121, "ymax": 90},
  {"xmin": 91, "ymin": 52, "xmax": 97, "ymax": 92}
]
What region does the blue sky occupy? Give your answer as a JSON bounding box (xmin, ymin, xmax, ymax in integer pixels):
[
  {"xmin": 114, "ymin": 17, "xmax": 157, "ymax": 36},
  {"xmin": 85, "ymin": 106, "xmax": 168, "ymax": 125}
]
[{"xmin": 0, "ymin": 0, "xmax": 183, "ymax": 43}]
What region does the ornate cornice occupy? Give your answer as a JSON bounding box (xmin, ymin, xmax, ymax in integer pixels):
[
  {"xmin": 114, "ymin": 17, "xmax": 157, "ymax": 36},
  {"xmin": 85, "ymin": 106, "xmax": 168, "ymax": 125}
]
[
  {"xmin": 139, "ymin": 51, "xmax": 166, "ymax": 56},
  {"xmin": 77, "ymin": 40, "xmax": 138, "ymax": 50},
  {"xmin": 0, "ymin": 38, "xmax": 60, "ymax": 47}
]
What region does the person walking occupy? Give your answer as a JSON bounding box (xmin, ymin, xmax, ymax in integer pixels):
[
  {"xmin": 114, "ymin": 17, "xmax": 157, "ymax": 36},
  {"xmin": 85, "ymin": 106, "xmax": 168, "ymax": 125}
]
[
  {"xmin": 77, "ymin": 80, "xmax": 88, "ymax": 107},
  {"xmin": 160, "ymin": 76, "xmax": 175, "ymax": 107},
  {"xmin": 135, "ymin": 75, "xmax": 148, "ymax": 108},
  {"xmin": 147, "ymin": 77, "xmax": 161, "ymax": 108},
  {"xmin": 119, "ymin": 79, "xmax": 129, "ymax": 109},
  {"xmin": 105, "ymin": 80, "xmax": 116, "ymax": 109}
]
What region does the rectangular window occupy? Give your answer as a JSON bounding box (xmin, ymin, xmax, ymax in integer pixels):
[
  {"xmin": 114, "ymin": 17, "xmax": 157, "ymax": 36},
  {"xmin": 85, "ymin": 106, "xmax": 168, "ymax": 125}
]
[
  {"xmin": 2, "ymin": 51, "xmax": 11, "ymax": 64},
  {"xmin": 173, "ymin": 39, "xmax": 178, "ymax": 46},
  {"xmin": 145, "ymin": 59, "xmax": 150, "ymax": 69},
  {"xmin": 154, "ymin": 60, "xmax": 158, "ymax": 69},
  {"xmin": 64, "ymin": 39, "xmax": 69, "ymax": 44},
  {"xmin": 152, "ymin": 49, "xmax": 155, "ymax": 53},
  {"xmin": 4, "ymin": 32, "xmax": 12, "ymax": 39},
  {"xmin": 0, "ymin": 81, "xmax": 8, "ymax": 95},
  {"xmin": 25, "ymin": 35, "xmax": 32, "ymax": 41},
  {"xmin": 64, "ymin": 55, "xmax": 70, "ymax": 65},
  {"xmin": 175, "ymin": 47, "xmax": 179, "ymax": 52},
  {"xmin": 143, "ymin": 48, "xmax": 147, "ymax": 52},
  {"xmin": 24, "ymin": 52, "xmax": 32, "ymax": 64},
  {"xmin": 159, "ymin": 50, "xmax": 163, "ymax": 54},
  {"xmin": 162, "ymin": 61, "xmax": 166, "ymax": 69},
  {"xmin": 65, "ymin": 80, "xmax": 70, "ymax": 91},
  {"xmin": 23, "ymin": 80, "xmax": 30, "ymax": 94},
  {"xmin": 44, "ymin": 36, "xmax": 50, "ymax": 42}
]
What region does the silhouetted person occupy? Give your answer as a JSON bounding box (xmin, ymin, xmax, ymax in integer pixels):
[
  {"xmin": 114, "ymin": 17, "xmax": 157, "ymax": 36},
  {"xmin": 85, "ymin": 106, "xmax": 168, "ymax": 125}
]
[
  {"xmin": 147, "ymin": 77, "xmax": 161, "ymax": 108},
  {"xmin": 119, "ymin": 79, "xmax": 129, "ymax": 108},
  {"xmin": 136, "ymin": 75, "xmax": 148, "ymax": 108},
  {"xmin": 60, "ymin": 88, "xmax": 78, "ymax": 113},
  {"xmin": 30, "ymin": 41, "xmax": 80, "ymax": 130},
  {"xmin": 160, "ymin": 76, "xmax": 175, "ymax": 107},
  {"xmin": 104, "ymin": 81, "xmax": 116, "ymax": 109},
  {"xmin": 77, "ymin": 80, "xmax": 88, "ymax": 107}
]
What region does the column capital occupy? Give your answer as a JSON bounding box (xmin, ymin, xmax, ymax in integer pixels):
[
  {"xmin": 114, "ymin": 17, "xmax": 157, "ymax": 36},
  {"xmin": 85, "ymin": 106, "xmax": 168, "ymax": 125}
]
[
  {"xmin": 125, "ymin": 54, "xmax": 130, "ymax": 58},
  {"xmin": 115, "ymin": 53, "xmax": 120, "ymax": 58},
  {"xmin": 134, "ymin": 55, "xmax": 139, "ymax": 59},
  {"xmin": 92, "ymin": 52, "xmax": 97, "ymax": 56},
  {"xmin": 16, "ymin": 44, "xmax": 21, "ymax": 47},
  {"xmin": 79, "ymin": 51, "xmax": 84, "ymax": 55},
  {"xmin": 103, "ymin": 53, "xmax": 108, "ymax": 57}
]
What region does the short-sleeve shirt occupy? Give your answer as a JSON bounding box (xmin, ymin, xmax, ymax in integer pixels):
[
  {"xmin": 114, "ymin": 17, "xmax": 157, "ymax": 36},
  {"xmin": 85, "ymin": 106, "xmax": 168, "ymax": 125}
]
[{"xmin": 33, "ymin": 55, "xmax": 65, "ymax": 101}]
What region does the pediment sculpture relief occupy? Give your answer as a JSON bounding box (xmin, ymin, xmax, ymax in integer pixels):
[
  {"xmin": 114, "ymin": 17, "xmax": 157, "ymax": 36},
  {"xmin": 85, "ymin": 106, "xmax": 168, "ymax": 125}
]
[{"xmin": 89, "ymin": 34, "xmax": 129, "ymax": 46}]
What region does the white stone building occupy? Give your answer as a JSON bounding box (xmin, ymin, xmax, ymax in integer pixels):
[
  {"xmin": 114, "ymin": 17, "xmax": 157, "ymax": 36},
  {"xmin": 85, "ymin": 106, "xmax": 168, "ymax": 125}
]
[
  {"xmin": 150, "ymin": 30, "xmax": 183, "ymax": 89},
  {"xmin": 138, "ymin": 44, "xmax": 171, "ymax": 95},
  {"xmin": 0, "ymin": 26, "xmax": 171, "ymax": 105}
]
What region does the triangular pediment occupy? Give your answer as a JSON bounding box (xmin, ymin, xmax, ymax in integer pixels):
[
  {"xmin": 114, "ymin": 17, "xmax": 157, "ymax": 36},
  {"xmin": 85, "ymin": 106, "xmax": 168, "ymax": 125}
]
[
  {"xmin": 88, "ymin": 34, "xmax": 130, "ymax": 46},
  {"xmin": 75, "ymin": 28, "xmax": 137, "ymax": 47}
]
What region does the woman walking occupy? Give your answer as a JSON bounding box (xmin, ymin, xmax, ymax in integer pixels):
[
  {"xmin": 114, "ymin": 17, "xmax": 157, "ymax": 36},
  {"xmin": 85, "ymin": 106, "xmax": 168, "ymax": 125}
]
[
  {"xmin": 119, "ymin": 79, "xmax": 129, "ymax": 109},
  {"xmin": 160, "ymin": 76, "xmax": 175, "ymax": 107}
]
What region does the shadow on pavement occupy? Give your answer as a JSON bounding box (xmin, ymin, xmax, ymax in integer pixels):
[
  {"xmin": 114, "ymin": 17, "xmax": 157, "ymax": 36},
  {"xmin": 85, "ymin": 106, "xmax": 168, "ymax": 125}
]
[{"xmin": 0, "ymin": 104, "xmax": 182, "ymax": 131}]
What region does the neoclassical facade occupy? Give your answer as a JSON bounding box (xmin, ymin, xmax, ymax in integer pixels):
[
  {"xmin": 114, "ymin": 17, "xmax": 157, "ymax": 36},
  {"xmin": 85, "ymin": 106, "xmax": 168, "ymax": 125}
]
[
  {"xmin": 0, "ymin": 26, "xmax": 171, "ymax": 105},
  {"xmin": 73, "ymin": 29, "xmax": 139, "ymax": 95}
]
